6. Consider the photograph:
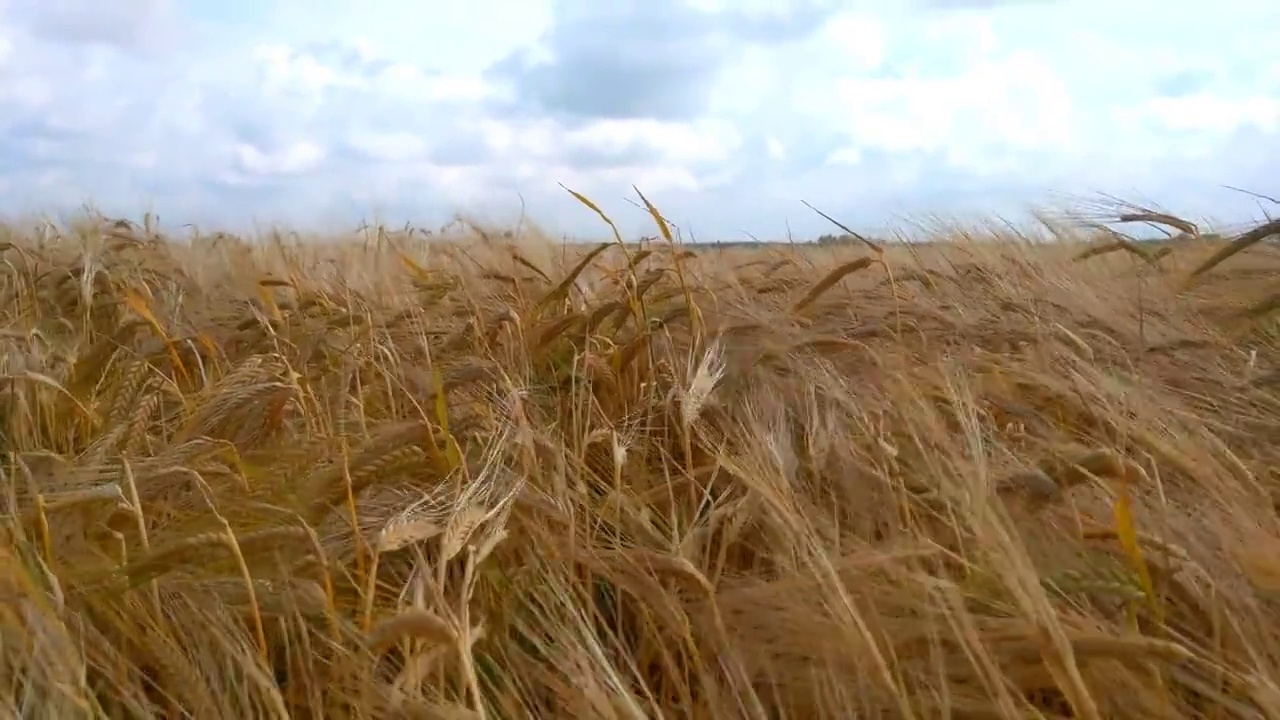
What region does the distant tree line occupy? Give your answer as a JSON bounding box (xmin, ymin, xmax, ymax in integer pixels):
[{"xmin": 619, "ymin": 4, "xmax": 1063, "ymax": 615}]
[{"xmin": 816, "ymin": 233, "xmax": 864, "ymax": 245}]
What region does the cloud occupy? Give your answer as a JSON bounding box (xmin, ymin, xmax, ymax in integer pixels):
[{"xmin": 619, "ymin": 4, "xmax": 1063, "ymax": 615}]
[
  {"xmin": 485, "ymin": 0, "xmax": 836, "ymax": 122},
  {"xmin": 0, "ymin": 0, "xmax": 1276, "ymax": 239},
  {"xmin": 911, "ymin": 0, "xmax": 1055, "ymax": 10},
  {"xmin": 4, "ymin": 0, "xmax": 181, "ymax": 54}
]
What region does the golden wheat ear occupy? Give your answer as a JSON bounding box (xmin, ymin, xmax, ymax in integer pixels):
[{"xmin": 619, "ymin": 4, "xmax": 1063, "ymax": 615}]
[{"xmin": 5, "ymin": 201, "xmax": 1280, "ymax": 719}]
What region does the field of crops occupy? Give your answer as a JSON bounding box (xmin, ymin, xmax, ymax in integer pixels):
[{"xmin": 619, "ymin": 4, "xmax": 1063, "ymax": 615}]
[{"xmin": 3, "ymin": 204, "xmax": 1280, "ymax": 719}]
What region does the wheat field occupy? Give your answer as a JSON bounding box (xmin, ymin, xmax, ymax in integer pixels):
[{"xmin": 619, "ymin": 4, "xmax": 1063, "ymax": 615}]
[{"xmin": 2, "ymin": 201, "xmax": 1280, "ymax": 720}]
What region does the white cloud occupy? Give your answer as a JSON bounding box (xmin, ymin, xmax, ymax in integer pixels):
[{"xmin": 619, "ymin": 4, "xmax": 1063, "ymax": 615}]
[
  {"xmin": 1136, "ymin": 94, "xmax": 1280, "ymax": 136},
  {"xmin": 826, "ymin": 51, "xmax": 1074, "ymax": 166},
  {"xmin": 0, "ymin": 0, "xmax": 1275, "ymax": 238},
  {"xmin": 5, "ymin": 0, "xmax": 178, "ymax": 52},
  {"xmin": 815, "ymin": 13, "xmax": 886, "ymax": 70},
  {"xmin": 234, "ymin": 141, "xmax": 326, "ymax": 177},
  {"xmin": 345, "ymin": 131, "xmax": 430, "ymax": 162},
  {"xmin": 766, "ymin": 137, "xmax": 786, "ymax": 161},
  {"xmin": 565, "ymin": 119, "xmax": 742, "ymax": 165}
]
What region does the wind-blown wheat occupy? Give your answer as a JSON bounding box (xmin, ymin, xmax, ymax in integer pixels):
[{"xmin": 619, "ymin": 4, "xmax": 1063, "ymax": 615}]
[{"xmin": 1, "ymin": 207, "xmax": 1280, "ymax": 719}]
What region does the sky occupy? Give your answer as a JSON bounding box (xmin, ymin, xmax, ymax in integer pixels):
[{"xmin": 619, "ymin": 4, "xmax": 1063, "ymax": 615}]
[{"xmin": 0, "ymin": 0, "xmax": 1277, "ymax": 241}]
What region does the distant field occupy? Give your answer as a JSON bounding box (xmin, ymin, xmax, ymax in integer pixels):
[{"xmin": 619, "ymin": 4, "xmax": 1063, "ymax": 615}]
[{"xmin": 2, "ymin": 207, "xmax": 1280, "ymax": 719}]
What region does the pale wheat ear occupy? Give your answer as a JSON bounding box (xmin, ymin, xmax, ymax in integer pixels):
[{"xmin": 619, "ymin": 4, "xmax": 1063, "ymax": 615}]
[{"xmin": 4, "ymin": 198, "xmax": 1280, "ymax": 719}]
